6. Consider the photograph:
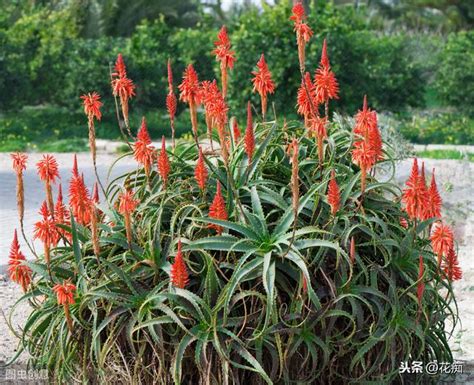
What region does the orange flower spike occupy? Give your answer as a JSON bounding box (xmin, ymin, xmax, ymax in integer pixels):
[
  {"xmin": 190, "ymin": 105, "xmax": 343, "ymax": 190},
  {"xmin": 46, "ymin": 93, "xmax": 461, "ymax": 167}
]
[
  {"xmin": 442, "ymin": 247, "xmax": 462, "ymax": 281},
  {"xmin": 11, "ymin": 153, "xmax": 28, "ymax": 223},
  {"xmin": 417, "ymin": 162, "xmax": 429, "ymax": 220},
  {"xmin": 179, "ymin": 64, "xmax": 201, "ymax": 141},
  {"xmin": 426, "ymin": 169, "xmax": 442, "ymax": 219},
  {"xmin": 417, "ymin": 255, "xmax": 425, "ymax": 309},
  {"xmin": 327, "ymin": 170, "xmax": 341, "ymax": 216},
  {"xmin": 195, "ymin": 147, "xmax": 208, "ymax": 191},
  {"xmin": 53, "ymin": 279, "xmax": 76, "ymax": 333},
  {"xmin": 209, "ymin": 182, "xmax": 228, "ymax": 234},
  {"xmin": 244, "ymin": 101, "xmax": 255, "ymax": 163},
  {"xmin": 252, "ymin": 54, "xmax": 275, "ymax": 119},
  {"xmin": 157, "ymin": 136, "xmax": 171, "ymax": 187},
  {"xmin": 170, "ymin": 239, "xmax": 190, "ymax": 289},
  {"xmin": 81, "ymin": 92, "xmax": 103, "ymax": 167},
  {"xmin": 430, "ymin": 222, "xmax": 454, "ymax": 266},
  {"xmin": 402, "ymin": 158, "xmax": 429, "ymax": 220},
  {"xmin": 36, "ymin": 154, "xmax": 59, "ymax": 215},
  {"xmin": 213, "ymin": 26, "xmax": 235, "ymax": 98},
  {"xmin": 350, "ymin": 237, "xmax": 356, "ymax": 265},
  {"xmin": 55, "ymin": 184, "xmax": 70, "ymax": 241},
  {"xmin": 68, "ymin": 161, "xmax": 92, "ymax": 226},
  {"xmin": 34, "ymin": 201, "xmax": 59, "ymax": 266},
  {"xmin": 118, "ymin": 189, "xmax": 139, "ymax": 245},
  {"xmin": 290, "ymin": 2, "xmax": 313, "ymax": 72},
  {"xmin": 8, "ymin": 230, "xmax": 32, "ymax": 292},
  {"xmin": 167, "ymin": 59, "xmax": 178, "ymax": 150},
  {"xmin": 111, "ymin": 54, "xmax": 135, "ymax": 126},
  {"xmin": 134, "ymin": 117, "xmax": 155, "ymax": 177},
  {"xmin": 314, "ymin": 39, "xmax": 339, "ymax": 108},
  {"xmin": 232, "ymin": 119, "xmax": 241, "ymax": 143},
  {"xmin": 297, "ymin": 72, "xmax": 316, "ymax": 126},
  {"xmin": 90, "ymin": 183, "xmax": 100, "ymax": 256}
]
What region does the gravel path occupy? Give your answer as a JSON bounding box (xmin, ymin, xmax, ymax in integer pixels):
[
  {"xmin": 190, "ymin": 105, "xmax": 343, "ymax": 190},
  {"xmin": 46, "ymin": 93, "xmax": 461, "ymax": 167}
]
[{"xmin": 0, "ymin": 153, "xmax": 473, "ymax": 379}]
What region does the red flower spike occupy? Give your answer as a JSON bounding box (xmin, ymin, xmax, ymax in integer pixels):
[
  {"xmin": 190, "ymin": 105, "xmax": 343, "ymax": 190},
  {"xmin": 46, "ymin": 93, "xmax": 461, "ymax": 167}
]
[
  {"xmin": 209, "ymin": 182, "xmax": 228, "ymax": 234},
  {"xmin": 400, "ymin": 217, "xmax": 409, "ymax": 229},
  {"xmin": 80, "ymin": 92, "xmax": 102, "ymax": 121},
  {"xmin": 36, "ymin": 155, "xmax": 59, "ymax": 184},
  {"xmin": 320, "ymin": 39, "xmax": 330, "ymax": 69},
  {"xmin": 11, "ymin": 153, "xmax": 28, "ymax": 174},
  {"xmin": 195, "ymin": 147, "xmax": 208, "ymax": 191},
  {"xmin": 166, "ymin": 92, "xmax": 177, "ymax": 120},
  {"xmin": 118, "ymin": 189, "xmax": 139, "ymax": 216},
  {"xmin": 55, "ymin": 184, "xmax": 70, "ymax": 240},
  {"xmin": 53, "ymin": 280, "xmax": 76, "ymax": 306},
  {"xmin": 290, "ymin": 2, "xmax": 313, "ymax": 71},
  {"xmin": 442, "ymin": 247, "xmax": 462, "ymax": 281},
  {"xmin": 232, "ymin": 119, "xmax": 241, "ymax": 143},
  {"xmin": 244, "ymin": 101, "xmax": 255, "ymax": 162},
  {"xmin": 431, "ymin": 222, "xmax": 454, "ymax": 266},
  {"xmin": 134, "ymin": 117, "xmax": 155, "ymax": 176},
  {"xmin": 297, "ymin": 72, "xmax": 316, "ymax": 124},
  {"xmin": 402, "ymin": 158, "xmax": 429, "ymax": 220},
  {"xmin": 34, "ymin": 201, "xmax": 59, "ymax": 247},
  {"xmin": 157, "ymin": 136, "xmax": 171, "ymax": 186},
  {"xmin": 426, "ymin": 169, "xmax": 442, "ymax": 219},
  {"xmin": 213, "ymin": 26, "xmax": 235, "ymax": 98},
  {"xmin": 170, "ymin": 240, "xmax": 190, "ymax": 289},
  {"xmin": 327, "ymin": 170, "xmax": 341, "ymax": 216},
  {"xmin": 179, "ymin": 64, "xmax": 201, "ymax": 105},
  {"xmin": 113, "ymin": 53, "xmax": 127, "ymax": 78},
  {"xmin": 417, "ymin": 255, "xmax": 425, "ymax": 307},
  {"xmin": 8, "ymin": 230, "xmax": 32, "ymax": 292},
  {"xmin": 68, "ymin": 163, "xmax": 92, "ymax": 226},
  {"xmin": 252, "ymin": 54, "xmax": 275, "ymax": 118},
  {"xmin": 314, "ymin": 64, "xmax": 339, "ymax": 105}
]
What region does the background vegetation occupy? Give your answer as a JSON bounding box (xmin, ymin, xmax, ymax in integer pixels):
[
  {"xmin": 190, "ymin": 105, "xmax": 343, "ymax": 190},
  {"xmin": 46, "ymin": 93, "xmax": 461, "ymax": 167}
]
[{"xmin": 0, "ymin": 0, "xmax": 473, "ymax": 151}]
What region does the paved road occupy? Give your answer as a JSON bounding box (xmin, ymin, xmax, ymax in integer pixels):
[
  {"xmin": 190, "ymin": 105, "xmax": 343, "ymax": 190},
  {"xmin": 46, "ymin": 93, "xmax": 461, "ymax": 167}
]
[{"xmin": 0, "ymin": 153, "xmax": 136, "ymax": 266}]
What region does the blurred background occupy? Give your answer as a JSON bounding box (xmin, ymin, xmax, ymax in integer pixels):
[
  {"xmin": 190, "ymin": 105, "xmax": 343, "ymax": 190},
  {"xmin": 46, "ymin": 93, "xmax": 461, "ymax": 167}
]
[{"xmin": 0, "ymin": 0, "xmax": 472, "ymax": 153}]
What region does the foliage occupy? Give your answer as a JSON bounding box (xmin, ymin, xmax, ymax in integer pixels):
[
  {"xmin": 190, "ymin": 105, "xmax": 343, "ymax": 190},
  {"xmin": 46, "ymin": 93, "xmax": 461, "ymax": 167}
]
[
  {"xmin": 433, "ymin": 31, "xmax": 474, "ymax": 115},
  {"xmin": 399, "ymin": 110, "xmax": 474, "ymax": 144},
  {"xmin": 415, "ymin": 149, "xmax": 474, "ymax": 162},
  {"xmin": 7, "ymin": 27, "xmax": 459, "ymax": 383}
]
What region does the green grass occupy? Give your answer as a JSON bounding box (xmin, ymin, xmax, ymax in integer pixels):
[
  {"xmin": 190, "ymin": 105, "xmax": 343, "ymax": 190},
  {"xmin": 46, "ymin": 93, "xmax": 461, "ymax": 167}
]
[
  {"xmin": 0, "ymin": 105, "xmax": 193, "ymax": 152},
  {"xmin": 416, "ymin": 149, "xmax": 474, "ymax": 161}
]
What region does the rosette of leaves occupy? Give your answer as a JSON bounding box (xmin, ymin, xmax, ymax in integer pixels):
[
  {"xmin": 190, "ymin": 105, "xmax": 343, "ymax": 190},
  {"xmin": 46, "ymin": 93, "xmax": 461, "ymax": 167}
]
[{"xmin": 6, "ymin": 112, "xmax": 458, "ymax": 384}]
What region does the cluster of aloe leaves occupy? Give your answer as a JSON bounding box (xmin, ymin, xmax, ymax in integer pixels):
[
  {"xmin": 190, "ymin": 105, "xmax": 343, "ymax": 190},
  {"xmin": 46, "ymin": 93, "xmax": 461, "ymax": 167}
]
[{"xmin": 6, "ymin": 110, "xmax": 458, "ymax": 385}]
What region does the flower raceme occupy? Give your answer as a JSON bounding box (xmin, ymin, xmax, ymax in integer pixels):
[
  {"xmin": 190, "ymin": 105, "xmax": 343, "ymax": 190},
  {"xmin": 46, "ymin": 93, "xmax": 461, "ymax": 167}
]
[
  {"xmin": 11, "ymin": 152, "xmax": 28, "ymax": 223},
  {"xmin": 426, "ymin": 169, "xmax": 442, "ymax": 219},
  {"xmin": 297, "ymin": 72, "xmax": 316, "ymax": 126},
  {"xmin": 290, "ymin": 2, "xmax": 313, "ymax": 72},
  {"xmin": 34, "ymin": 201, "xmax": 60, "ymax": 266},
  {"xmin": 53, "ymin": 279, "xmax": 76, "ymax": 333},
  {"xmin": 179, "ymin": 64, "xmax": 201, "ymax": 141},
  {"xmin": 55, "ymin": 184, "xmax": 71, "ymax": 241},
  {"xmin": 209, "ymin": 182, "xmax": 228, "ymax": 234},
  {"xmin": 8, "ymin": 230, "xmax": 32, "ymax": 292},
  {"xmin": 310, "ymin": 116, "xmax": 327, "ymax": 163},
  {"xmin": 314, "ymin": 39, "xmax": 339, "ymax": 109},
  {"xmin": 111, "ymin": 54, "xmax": 135, "ymax": 126},
  {"xmin": 157, "ymin": 136, "xmax": 171, "ymax": 187},
  {"xmin": 442, "ymin": 247, "xmax": 462, "ymax": 281},
  {"xmin": 402, "ymin": 158, "xmax": 428, "ymax": 220},
  {"xmin": 167, "ymin": 59, "xmax": 178, "ymax": 150},
  {"xmin": 213, "ymin": 26, "xmax": 235, "ymax": 98},
  {"xmin": 195, "ymin": 147, "xmax": 208, "ymax": 191},
  {"xmin": 90, "ymin": 183, "xmax": 101, "ymax": 256},
  {"xmin": 170, "ymin": 240, "xmax": 189, "ymax": 289},
  {"xmin": 36, "ymin": 154, "xmax": 59, "ymax": 215},
  {"xmin": 430, "ymin": 221, "xmax": 454, "ymax": 266},
  {"xmin": 118, "ymin": 189, "xmax": 139, "ymax": 245},
  {"xmin": 327, "ymin": 170, "xmax": 341, "ymax": 216},
  {"xmin": 252, "ymin": 54, "xmax": 275, "ymax": 119},
  {"xmin": 134, "ymin": 117, "xmax": 155, "ymax": 177},
  {"xmin": 69, "ymin": 156, "xmax": 92, "ymax": 226},
  {"xmin": 81, "ymin": 92, "xmax": 102, "ymax": 166},
  {"xmin": 232, "ymin": 119, "xmax": 241, "ymax": 143},
  {"xmin": 244, "ymin": 101, "xmax": 255, "ymax": 163}
]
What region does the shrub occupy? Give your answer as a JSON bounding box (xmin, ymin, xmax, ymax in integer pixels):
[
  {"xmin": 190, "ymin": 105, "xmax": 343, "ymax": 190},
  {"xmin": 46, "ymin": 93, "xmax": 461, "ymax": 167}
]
[
  {"xmin": 6, "ymin": 6, "xmax": 460, "ymax": 385},
  {"xmin": 434, "ymin": 31, "xmax": 474, "ymax": 115}
]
